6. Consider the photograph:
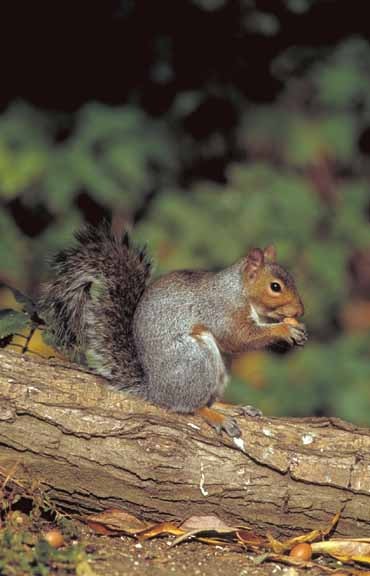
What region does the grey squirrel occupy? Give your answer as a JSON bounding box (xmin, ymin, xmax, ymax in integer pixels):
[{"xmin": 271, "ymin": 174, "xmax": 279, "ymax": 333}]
[{"xmin": 38, "ymin": 224, "xmax": 307, "ymax": 436}]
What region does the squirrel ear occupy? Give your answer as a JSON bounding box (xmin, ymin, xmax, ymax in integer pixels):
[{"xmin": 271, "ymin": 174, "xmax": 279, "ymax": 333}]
[
  {"xmin": 243, "ymin": 248, "xmax": 264, "ymax": 280},
  {"xmin": 263, "ymin": 245, "xmax": 277, "ymax": 263}
]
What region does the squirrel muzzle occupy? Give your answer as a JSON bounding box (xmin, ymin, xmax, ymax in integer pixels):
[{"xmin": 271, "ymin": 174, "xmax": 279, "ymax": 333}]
[{"xmin": 275, "ymin": 299, "xmax": 304, "ymax": 320}]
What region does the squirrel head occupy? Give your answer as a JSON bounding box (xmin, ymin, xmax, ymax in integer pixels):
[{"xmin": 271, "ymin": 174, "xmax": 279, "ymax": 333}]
[{"xmin": 242, "ymin": 246, "xmax": 304, "ymax": 322}]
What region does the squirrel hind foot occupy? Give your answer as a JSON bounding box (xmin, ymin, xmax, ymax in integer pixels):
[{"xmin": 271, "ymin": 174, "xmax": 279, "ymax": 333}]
[{"xmin": 195, "ymin": 406, "xmax": 241, "ymax": 438}]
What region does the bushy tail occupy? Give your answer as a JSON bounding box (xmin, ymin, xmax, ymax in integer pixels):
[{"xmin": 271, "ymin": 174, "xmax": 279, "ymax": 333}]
[{"xmin": 38, "ymin": 224, "xmax": 152, "ymax": 390}]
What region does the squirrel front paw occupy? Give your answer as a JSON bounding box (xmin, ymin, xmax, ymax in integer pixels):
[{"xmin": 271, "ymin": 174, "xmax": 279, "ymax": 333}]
[{"xmin": 283, "ymin": 320, "xmax": 308, "ymax": 347}]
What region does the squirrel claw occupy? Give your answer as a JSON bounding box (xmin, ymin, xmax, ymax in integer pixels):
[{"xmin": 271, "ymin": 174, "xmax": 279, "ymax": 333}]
[
  {"xmin": 237, "ymin": 405, "xmax": 263, "ymax": 418},
  {"xmin": 287, "ymin": 323, "xmax": 308, "ymax": 347},
  {"xmin": 220, "ymin": 416, "xmax": 241, "ymax": 438}
]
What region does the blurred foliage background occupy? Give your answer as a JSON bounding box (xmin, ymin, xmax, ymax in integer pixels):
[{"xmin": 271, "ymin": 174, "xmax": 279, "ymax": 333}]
[{"xmin": 1, "ymin": 0, "xmax": 370, "ymax": 423}]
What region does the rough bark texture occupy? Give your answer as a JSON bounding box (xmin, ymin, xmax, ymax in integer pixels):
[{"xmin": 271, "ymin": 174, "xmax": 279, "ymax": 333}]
[{"xmin": 1, "ymin": 349, "xmax": 370, "ymax": 538}]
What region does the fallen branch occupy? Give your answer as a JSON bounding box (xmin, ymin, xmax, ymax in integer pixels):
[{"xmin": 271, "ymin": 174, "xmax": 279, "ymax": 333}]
[{"xmin": 0, "ymin": 349, "xmax": 369, "ymax": 538}]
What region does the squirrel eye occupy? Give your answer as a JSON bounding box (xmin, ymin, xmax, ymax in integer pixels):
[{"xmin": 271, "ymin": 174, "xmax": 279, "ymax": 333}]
[{"xmin": 270, "ymin": 281, "xmax": 282, "ymax": 293}]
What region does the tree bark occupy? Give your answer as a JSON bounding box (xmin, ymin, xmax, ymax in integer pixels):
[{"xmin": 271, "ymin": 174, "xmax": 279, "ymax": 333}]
[{"xmin": 0, "ymin": 348, "xmax": 370, "ymax": 538}]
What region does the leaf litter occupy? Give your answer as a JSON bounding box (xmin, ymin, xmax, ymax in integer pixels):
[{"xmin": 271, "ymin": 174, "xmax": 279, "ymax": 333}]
[{"xmin": 85, "ymin": 507, "xmax": 370, "ymax": 574}]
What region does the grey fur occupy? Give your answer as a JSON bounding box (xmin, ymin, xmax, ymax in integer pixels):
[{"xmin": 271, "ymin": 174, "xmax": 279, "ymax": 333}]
[{"xmin": 133, "ymin": 263, "xmax": 244, "ymax": 411}]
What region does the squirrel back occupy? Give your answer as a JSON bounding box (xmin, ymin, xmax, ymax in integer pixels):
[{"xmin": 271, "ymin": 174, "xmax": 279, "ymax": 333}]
[{"xmin": 38, "ymin": 224, "xmax": 152, "ymax": 391}]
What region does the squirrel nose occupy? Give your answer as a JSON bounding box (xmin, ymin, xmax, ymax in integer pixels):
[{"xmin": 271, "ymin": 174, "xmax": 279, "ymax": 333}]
[
  {"xmin": 293, "ymin": 299, "xmax": 304, "ymax": 318},
  {"xmin": 283, "ymin": 299, "xmax": 304, "ymax": 318}
]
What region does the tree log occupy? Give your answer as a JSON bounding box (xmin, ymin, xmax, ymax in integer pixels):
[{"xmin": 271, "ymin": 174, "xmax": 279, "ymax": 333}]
[{"xmin": 1, "ymin": 348, "xmax": 370, "ymax": 538}]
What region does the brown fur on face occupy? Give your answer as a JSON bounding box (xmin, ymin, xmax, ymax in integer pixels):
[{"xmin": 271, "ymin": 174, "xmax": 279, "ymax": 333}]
[{"xmin": 242, "ymin": 248, "xmax": 304, "ymax": 321}]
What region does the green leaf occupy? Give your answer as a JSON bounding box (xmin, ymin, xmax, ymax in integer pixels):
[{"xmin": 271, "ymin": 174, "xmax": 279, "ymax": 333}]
[
  {"xmin": 312, "ymin": 37, "xmax": 370, "ymax": 109},
  {"xmin": 0, "ymin": 102, "xmax": 50, "ymax": 199},
  {"xmin": 0, "ymin": 210, "xmax": 28, "ymax": 282},
  {"xmin": 0, "ymin": 309, "xmax": 31, "ymax": 338}
]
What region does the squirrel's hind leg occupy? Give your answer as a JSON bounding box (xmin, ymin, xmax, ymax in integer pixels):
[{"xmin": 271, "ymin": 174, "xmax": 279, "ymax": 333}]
[
  {"xmin": 145, "ymin": 326, "xmax": 226, "ymax": 412},
  {"xmin": 190, "ymin": 326, "xmax": 241, "ymax": 438},
  {"xmin": 195, "ymin": 406, "xmax": 241, "ymax": 438},
  {"xmin": 144, "ymin": 324, "xmax": 240, "ymax": 437}
]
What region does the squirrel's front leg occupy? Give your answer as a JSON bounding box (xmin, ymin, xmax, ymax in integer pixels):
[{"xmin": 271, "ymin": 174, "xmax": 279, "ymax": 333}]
[
  {"xmin": 230, "ymin": 309, "xmax": 308, "ymax": 354},
  {"xmin": 218, "ymin": 305, "xmax": 307, "ymax": 354},
  {"xmin": 240, "ymin": 314, "xmax": 308, "ymax": 351}
]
